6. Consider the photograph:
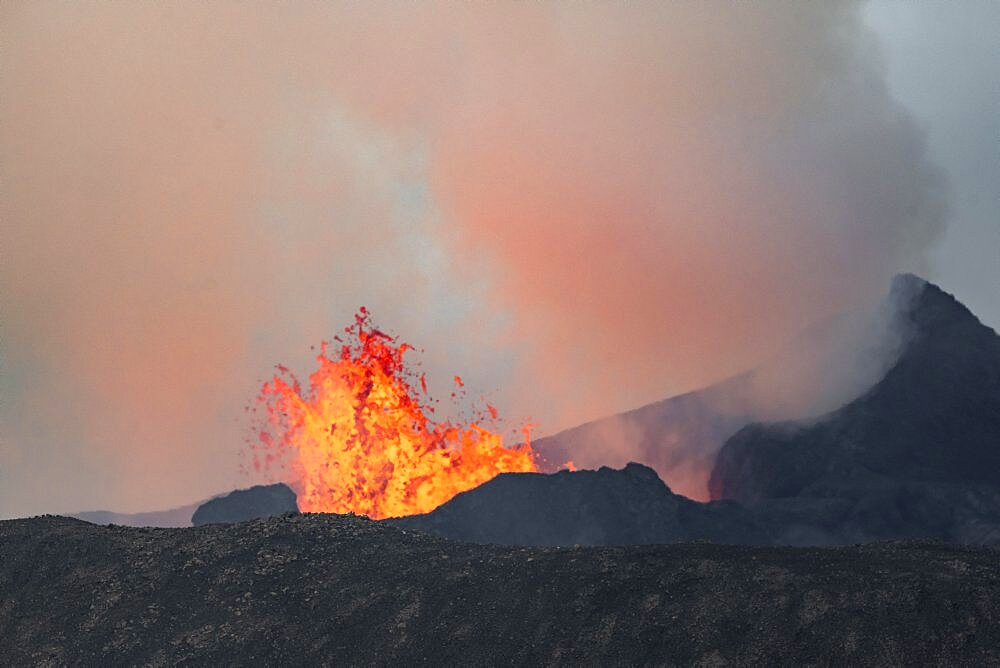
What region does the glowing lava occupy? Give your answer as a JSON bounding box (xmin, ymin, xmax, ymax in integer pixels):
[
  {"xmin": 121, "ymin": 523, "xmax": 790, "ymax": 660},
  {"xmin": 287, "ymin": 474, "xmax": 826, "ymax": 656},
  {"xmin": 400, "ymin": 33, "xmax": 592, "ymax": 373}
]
[{"xmin": 252, "ymin": 308, "xmax": 537, "ymax": 519}]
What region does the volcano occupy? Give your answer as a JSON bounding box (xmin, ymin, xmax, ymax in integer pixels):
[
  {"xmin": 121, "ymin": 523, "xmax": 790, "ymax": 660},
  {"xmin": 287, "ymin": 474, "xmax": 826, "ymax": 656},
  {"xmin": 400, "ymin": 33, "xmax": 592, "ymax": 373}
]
[
  {"xmin": 709, "ymin": 274, "xmax": 1000, "ymax": 544},
  {"xmin": 17, "ymin": 274, "xmax": 1000, "ymax": 665},
  {"xmin": 397, "ymin": 275, "xmax": 1000, "ymax": 546},
  {"xmin": 530, "ymin": 277, "xmax": 910, "ymax": 502},
  {"xmin": 711, "ymin": 274, "xmax": 1000, "ymax": 497},
  {"xmin": 68, "ymin": 274, "xmax": 1000, "ymax": 546}
]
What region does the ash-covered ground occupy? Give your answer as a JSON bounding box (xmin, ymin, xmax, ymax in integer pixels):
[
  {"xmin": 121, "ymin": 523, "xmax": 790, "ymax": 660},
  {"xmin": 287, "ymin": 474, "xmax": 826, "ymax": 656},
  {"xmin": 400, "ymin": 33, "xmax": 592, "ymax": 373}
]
[{"xmin": 3, "ymin": 513, "xmax": 1000, "ymax": 666}]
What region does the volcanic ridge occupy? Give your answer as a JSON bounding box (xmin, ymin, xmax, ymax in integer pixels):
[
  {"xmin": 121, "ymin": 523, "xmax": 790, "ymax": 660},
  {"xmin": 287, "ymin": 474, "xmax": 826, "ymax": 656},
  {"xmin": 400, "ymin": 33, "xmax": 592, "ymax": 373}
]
[
  {"xmin": 396, "ymin": 275, "xmax": 1000, "ymax": 547},
  {"xmin": 8, "ymin": 274, "xmax": 1000, "ymax": 663}
]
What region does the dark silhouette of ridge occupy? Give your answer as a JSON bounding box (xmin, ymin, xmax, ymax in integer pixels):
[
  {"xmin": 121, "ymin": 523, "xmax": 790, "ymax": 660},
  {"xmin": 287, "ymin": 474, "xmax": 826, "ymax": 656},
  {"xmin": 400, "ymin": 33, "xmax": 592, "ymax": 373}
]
[
  {"xmin": 191, "ymin": 483, "xmax": 298, "ymax": 526},
  {"xmin": 396, "ymin": 275, "xmax": 1000, "ymax": 546},
  {"xmin": 713, "ymin": 275, "xmax": 1000, "ymax": 497},
  {"xmin": 71, "ymin": 275, "xmax": 1000, "ymax": 547},
  {"xmin": 391, "ymin": 463, "xmax": 768, "ymax": 546},
  {"xmin": 708, "ymin": 274, "xmax": 1000, "ymax": 543}
]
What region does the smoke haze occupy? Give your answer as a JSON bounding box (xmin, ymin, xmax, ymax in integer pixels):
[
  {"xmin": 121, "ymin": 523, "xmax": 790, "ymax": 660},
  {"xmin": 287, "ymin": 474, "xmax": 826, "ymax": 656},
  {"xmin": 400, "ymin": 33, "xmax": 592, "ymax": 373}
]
[{"xmin": 0, "ymin": 2, "xmax": 962, "ymax": 515}]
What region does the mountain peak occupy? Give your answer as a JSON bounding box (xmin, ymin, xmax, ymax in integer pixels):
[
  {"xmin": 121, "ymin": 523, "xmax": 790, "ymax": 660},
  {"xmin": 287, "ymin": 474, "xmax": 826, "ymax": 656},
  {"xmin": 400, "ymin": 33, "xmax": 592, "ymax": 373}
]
[
  {"xmin": 711, "ymin": 273, "xmax": 1000, "ymax": 503},
  {"xmin": 891, "ymin": 273, "xmax": 982, "ymax": 335}
]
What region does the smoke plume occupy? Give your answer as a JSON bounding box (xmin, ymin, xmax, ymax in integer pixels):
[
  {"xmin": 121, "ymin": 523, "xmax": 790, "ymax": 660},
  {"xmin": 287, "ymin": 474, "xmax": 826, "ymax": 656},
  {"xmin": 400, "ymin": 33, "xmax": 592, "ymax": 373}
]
[{"xmin": 1, "ymin": 2, "xmax": 947, "ymax": 515}]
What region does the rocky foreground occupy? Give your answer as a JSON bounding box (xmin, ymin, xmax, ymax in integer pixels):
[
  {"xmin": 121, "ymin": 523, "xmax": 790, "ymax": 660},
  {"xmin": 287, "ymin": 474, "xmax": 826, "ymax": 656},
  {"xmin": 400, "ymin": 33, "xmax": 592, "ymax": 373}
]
[{"xmin": 3, "ymin": 514, "xmax": 1000, "ymax": 665}]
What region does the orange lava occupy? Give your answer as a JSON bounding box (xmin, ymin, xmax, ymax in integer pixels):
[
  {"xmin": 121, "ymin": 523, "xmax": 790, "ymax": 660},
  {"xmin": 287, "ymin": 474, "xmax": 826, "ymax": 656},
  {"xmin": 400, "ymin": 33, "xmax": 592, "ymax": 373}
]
[{"xmin": 252, "ymin": 308, "xmax": 537, "ymax": 519}]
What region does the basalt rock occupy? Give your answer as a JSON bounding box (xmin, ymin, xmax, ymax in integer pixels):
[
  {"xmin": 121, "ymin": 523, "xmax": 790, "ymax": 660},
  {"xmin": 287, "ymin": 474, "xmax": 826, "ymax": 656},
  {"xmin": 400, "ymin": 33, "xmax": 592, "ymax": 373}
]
[
  {"xmin": 709, "ymin": 275, "xmax": 1000, "ymax": 544},
  {"xmin": 191, "ymin": 483, "xmax": 298, "ymax": 526},
  {"xmin": 398, "ymin": 276, "xmax": 1000, "ymax": 547},
  {"xmin": 3, "ymin": 513, "xmax": 1000, "ymax": 665},
  {"xmin": 391, "ymin": 462, "xmax": 770, "ymax": 546}
]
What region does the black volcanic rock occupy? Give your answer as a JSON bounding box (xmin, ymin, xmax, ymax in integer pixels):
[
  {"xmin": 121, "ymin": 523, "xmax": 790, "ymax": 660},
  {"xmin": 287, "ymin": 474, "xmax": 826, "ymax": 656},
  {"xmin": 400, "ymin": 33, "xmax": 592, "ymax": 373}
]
[
  {"xmin": 392, "ymin": 463, "xmax": 770, "ymax": 546},
  {"xmin": 191, "ymin": 483, "xmax": 298, "ymax": 526},
  {"xmin": 709, "ymin": 275, "xmax": 1000, "ymax": 543},
  {"xmin": 4, "ymin": 514, "xmax": 1000, "ymax": 665},
  {"xmin": 399, "ymin": 275, "xmax": 1000, "ymax": 548}
]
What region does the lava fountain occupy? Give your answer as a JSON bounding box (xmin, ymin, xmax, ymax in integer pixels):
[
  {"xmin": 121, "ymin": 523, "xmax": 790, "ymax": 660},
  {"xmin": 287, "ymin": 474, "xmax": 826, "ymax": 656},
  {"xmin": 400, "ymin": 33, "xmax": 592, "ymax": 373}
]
[{"xmin": 251, "ymin": 308, "xmax": 537, "ymax": 519}]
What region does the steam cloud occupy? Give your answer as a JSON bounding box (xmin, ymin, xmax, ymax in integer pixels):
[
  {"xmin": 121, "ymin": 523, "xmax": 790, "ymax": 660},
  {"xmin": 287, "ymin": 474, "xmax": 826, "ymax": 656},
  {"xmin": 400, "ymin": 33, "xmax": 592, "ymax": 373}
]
[{"xmin": 1, "ymin": 2, "xmax": 947, "ymax": 515}]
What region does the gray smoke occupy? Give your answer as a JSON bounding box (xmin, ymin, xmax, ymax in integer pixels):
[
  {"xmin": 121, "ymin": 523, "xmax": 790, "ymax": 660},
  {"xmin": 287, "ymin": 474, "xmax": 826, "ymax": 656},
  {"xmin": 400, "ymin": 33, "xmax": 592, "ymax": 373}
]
[{"xmin": 1, "ymin": 2, "xmax": 956, "ymax": 515}]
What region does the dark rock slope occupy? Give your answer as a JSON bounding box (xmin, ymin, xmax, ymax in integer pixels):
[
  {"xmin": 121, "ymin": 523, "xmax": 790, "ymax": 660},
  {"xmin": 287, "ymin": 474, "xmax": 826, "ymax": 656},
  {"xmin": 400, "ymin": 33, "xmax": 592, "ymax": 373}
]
[
  {"xmin": 395, "ymin": 276, "xmax": 1000, "ymax": 548},
  {"xmin": 709, "ymin": 275, "xmax": 1000, "ymax": 544},
  {"xmin": 3, "ymin": 514, "xmax": 1000, "ymax": 666},
  {"xmin": 391, "ymin": 459, "xmax": 1000, "ymax": 548},
  {"xmin": 191, "ymin": 483, "xmax": 298, "ymax": 526},
  {"xmin": 392, "ymin": 463, "xmax": 769, "ymax": 546}
]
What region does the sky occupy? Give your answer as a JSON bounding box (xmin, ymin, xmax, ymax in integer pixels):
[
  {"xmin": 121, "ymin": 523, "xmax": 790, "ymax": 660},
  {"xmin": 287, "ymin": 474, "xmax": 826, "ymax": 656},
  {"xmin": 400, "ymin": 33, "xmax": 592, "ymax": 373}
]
[
  {"xmin": 1, "ymin": 1, "xmax": 997, "ymax": 517},
  {"xmin": 863, "ymin": 1, "xmax": 999, "ymax": 333}
]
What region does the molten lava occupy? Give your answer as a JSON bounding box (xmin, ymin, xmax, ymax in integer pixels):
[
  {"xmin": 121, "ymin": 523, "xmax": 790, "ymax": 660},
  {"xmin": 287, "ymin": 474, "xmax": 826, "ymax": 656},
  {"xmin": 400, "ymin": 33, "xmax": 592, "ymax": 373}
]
[{"xmin": 252, "ymin": 308, "xmax": 537, "ymax": 519}]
